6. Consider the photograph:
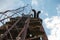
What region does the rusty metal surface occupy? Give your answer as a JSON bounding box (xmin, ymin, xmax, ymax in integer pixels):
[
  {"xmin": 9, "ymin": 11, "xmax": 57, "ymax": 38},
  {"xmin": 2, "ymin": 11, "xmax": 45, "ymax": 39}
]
[
  {"xmin": 17, "ymin": 18, "xmax": 30, "ymax": 40},
  {"xmin": 0, "ymin": 8, "xmax": 48, "ymax": 40},
  {"xmin": 1, "ymin": 17, "xmax": 22, "ymax": 39}
]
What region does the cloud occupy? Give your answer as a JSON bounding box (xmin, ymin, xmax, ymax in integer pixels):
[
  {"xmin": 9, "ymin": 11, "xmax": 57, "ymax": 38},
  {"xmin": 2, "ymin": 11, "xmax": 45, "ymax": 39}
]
[
  {"xmin": 45, "ymin": 13, "xmax": 48, "ymax": 16},
  {"xmin": 41, "ymin": 10, "xmax": 48, "ymax": 16},
  {"xmin": 40, "ymin": 10, "xmax": 44, "ymax": 13},
  {"xmin": 0, "ymin": 0, "xmax": 25, "ymax": 12},
  {"xmin": 32, "ymin": 0, "xmax": 38, "ymax": 6},
  {"xmin": 44, "ymin": 16, "xmax": 60, "ymax": 40},
  {"xmin": 56, "ymin": 4, "xmax": 60, "ymax": 16}
]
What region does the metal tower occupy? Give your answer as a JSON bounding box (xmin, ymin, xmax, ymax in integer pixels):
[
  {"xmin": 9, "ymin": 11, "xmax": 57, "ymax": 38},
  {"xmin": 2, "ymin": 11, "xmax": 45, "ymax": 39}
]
[{"xmin": 0, "ymin": 5, "xmax": 48, "ymax": 40}]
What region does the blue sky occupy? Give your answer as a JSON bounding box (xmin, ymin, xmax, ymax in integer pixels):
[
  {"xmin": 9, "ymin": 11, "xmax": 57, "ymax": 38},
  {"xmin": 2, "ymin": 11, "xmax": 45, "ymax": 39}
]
[{"xmin": 0, "ymin": 0, "xmax": 60, "ymax": 40}]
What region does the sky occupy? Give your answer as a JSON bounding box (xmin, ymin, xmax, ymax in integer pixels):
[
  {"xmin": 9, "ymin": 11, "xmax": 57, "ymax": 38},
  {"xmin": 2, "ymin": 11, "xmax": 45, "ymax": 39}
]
[{"xmin": 0, "ymin": 0, "xmax": 60, "ymax": 40}]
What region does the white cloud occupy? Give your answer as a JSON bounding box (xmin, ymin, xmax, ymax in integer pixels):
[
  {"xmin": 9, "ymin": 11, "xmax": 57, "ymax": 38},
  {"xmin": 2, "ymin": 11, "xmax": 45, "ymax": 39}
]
[
  {"xmin": 32, "ymin": 0, "xmax": 38, "ymax": 6},
  {"xmin": 0, "ymin": 0, "xmax": 25, "ymax": 12},
  {"xmin": 45, "ymin": 13, "xmax": 48, "ymax": 16},
  {"xmin": 44, "ymin": 16, "xmax": 60, "ymax": 40},
  {"xmin": 41, "ymin": 10, "xmax": 44, "ymax": 13},
  {"xmin": 56, "ymin": 4, "xmax": 60, "ymax": 16},
  {"xmin": 41, "ymin": 10, "xmax": 48, "ymax": 16}
]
